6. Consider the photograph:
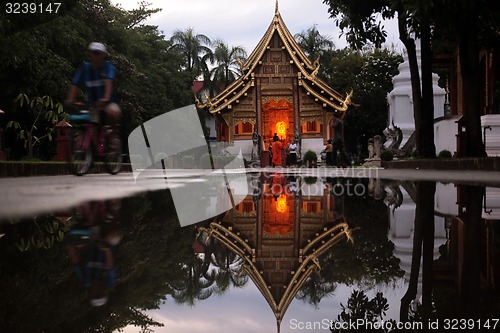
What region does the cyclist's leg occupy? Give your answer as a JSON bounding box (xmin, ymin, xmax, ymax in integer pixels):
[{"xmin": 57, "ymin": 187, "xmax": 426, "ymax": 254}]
[{"xmin": 104, "ymin": 103, "xmax": 121, "ymax": 153}]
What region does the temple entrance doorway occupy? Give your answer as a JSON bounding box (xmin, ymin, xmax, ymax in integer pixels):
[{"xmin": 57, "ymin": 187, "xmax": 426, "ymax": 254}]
[{"xmin": 262, "ymin": 99, "xmax": 294, "ymax": 147}]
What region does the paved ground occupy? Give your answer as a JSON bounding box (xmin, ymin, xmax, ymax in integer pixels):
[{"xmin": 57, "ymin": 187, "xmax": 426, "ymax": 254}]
[{"xmin": 1, "ymin": 167, "xmax": 499, "ymax": 220}]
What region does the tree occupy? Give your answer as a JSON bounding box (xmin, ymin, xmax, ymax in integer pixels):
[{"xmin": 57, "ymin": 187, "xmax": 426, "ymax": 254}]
[
  {"xmin": 6, "ymin": 94, "xmax": 65, "ymax": 159},
  {"xmin": 0, "ymin": 0, "xmax": 195, "ymax": 158},
  {"xmin": 294, "ymin": 25, "xmax": 335, "ymax": 62},
  {"xmin": 431, "ymin": 0, "xmax": 500, "ymax": 157},
  {"xmin": 331, "ymin": 290, "xmax": 395, "ymax": 333},
  {"xmin": 169, "ymin": 28, "xmax": 213, "ymax": 81},
  {"xmin": 323, "ymin": 0, "xmax": 437, "ymax": 158},
  {"xmin": 321, "ymin": 48, "xmax": 402, "ymax": 160},
  {"xmin": 325, "ymin": 0, "xmax": 500, "ymax": 158},
  {"xmin": 205, "ymin": 238, "xmax": 248, "ymax": 294},
  {"xmin": 209, "ymin": 39, "xmax": 247, "ymax": 94}
]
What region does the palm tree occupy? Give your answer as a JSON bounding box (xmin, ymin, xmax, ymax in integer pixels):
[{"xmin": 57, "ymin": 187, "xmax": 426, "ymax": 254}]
[
  {"xmin": 296, "ymin": 273, "xmax": 337, "ymax": 307},
  {"xmin": 294, "ymin": 25, "xmax": 335, "ymax": 62},
  {"xmin": 209, "ymin": 39, "xmax": 247, "ymax": 95},
  {"xmin": 168, "ymin": 255, "xmax": 215, "ymax": 306},
  {"xmin": 169, "ymin": 28, "xmax": 213, "ymax": 80},
  {"xmin": 206, "ymin": 239, "xmax": 248, "ymax": 294}
]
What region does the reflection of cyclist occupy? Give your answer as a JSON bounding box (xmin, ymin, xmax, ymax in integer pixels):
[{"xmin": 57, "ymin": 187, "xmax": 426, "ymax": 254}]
[
  {"xmin": 65, "ymin": 42, "xmax": 121, "ymax": 151},
  {"xmin": 65, "ymin": 200, "xmax": 122, "ymax": 307}
]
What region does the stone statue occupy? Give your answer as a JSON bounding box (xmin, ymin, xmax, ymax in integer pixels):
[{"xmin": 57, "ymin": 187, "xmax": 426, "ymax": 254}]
[
  {"xmin": 374, "ymin": 135, "xmax": 383, "ymax": 158},
  {"xmin": 367, "ymin": 138, "xmax": 375, "ymax": 159},
  {"xmin": 251, "ymin": 130, "xmax": 261, "ymax": 161},
  {"xmin": 363, "ymin": 137, "xmax": 381, "ymax": 167},
  {"xmin": 383, "ymin": 122, "xmax": 403, "ymax": 150}
]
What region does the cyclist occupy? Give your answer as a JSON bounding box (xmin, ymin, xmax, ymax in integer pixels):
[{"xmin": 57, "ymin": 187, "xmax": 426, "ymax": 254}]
[{"xmin": 65, "ymin": 42, "xmax": 121, "ymax": 152}]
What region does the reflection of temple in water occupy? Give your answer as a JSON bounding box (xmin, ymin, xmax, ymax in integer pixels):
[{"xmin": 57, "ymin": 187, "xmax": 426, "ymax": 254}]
[{"xmin": 197, "ymin": 174, "xmax": 352, "ymax": 332}]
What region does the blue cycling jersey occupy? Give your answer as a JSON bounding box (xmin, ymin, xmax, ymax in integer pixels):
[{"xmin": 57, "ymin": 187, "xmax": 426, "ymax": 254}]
[{"xmin": 71, "ymin": 61, "xmax": 116, "ymax": 107}]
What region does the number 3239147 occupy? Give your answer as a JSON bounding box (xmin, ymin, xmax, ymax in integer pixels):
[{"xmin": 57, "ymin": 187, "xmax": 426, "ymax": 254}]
[{"xmin": 5, "ymin": 3, "xmax": 61, "ymax": 14}]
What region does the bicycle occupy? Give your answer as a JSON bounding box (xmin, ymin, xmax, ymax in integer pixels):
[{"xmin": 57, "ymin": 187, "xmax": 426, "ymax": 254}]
[{"xmin": 67, "ymin": 103, "xmax": 122, "ymax": 176}]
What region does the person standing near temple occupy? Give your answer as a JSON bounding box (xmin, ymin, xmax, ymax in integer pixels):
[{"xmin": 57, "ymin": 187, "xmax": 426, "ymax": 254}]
[
  {"xmin": 288, "ymin": 140, "xmax": 298, "ymax": 166},
  {"xmin": 325, "ymin": 139, "xmax": 333, "ymax": 166},
  {"xmin": 329, "ymin": 115, "xmax": 343, "ymax": 166},
  {"xmin": 271, "ymin": 136, "xmax": 284, "ymax": 167}
]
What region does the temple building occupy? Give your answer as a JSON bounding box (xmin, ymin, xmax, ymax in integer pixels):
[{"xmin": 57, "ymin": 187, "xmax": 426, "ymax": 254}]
[{"xmin": 196, "ymin": 1, "xmax": 352, "ymax": 163}]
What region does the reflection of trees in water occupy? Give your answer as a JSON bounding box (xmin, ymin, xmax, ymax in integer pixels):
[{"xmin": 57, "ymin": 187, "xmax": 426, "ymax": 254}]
[
  {"xmin": 296, "ymin": 273, "xmax": 337, "ymax": 308},
  {"xmin": 169, "ymin": 255, "xmax": 214, "ymax": 306},
  {"xmin": 297, "ymin": 189, "xmax": 404, "ymax": 307},
  {"xmin": 0, "ymin": 191, "xmax": 199, "ymax": 333},
  {"xmin": 168, "ymin": 231, "xmax": 250, "ymax": 306},
  {"xmin": 331, "ymin": 290, "xmax": 395, "ymax": 333},
  {"xmin": 331, "ymin": 183, "xmax": 500, "ymax": 330},
  {"xmin": 205, "ymin": 237, "xmax": 248, "ymax": 295}
]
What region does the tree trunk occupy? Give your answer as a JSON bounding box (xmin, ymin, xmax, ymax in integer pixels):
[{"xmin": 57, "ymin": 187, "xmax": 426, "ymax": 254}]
[
  {"xmin": 419, "ymin": 26, "xmax": 436, "ymax": 158},
  {"xmin": 420, "ymin": 182, "xmax": 436, "ymax": 319},
  {"xmin": 459, "ymin": 10, "xmax": 486, "ymax": 157},
  {"xmin": 398, "ymin": 14, "xmax": 424, "ymax": 157},
  {"xmin": 400, "ymin": 181, "xmax": 436, "ymax": 321},
  {"xmin": 459, "ymin": 185, "xmax": 484, "ymax": 315}
]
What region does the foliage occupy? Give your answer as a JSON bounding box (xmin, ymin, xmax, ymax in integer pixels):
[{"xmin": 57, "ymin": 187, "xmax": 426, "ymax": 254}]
[
  {"xmin": 304, "ymin": 176, "xmax": 318, "ymax": 185},
  {"xmin": 0, "ymin": 191, "xmax": 201, "ymax": 333},
  {"xmin": 324, "ymin": 0, "xmax": 500, "ymax": 158},
  {"xmin": 6, "ymin": 94, "xmax": 66, "ymax": 159},
  {"xmin": 303, "ymin": 150, "xmax": 318, "ymax": 163},
  {"xmin": 323, "ymin": 48, "xmax": 402, "ymax": 159},
  {"xmin": 322, "ymin": 188, "xmax": 403, "ymax": 287},
  {"xmin": 437, "ymin": 150, "xmax": 452, "ymax": 159},
  {"xmin": 294, "ymin": 25, "xmax": 335, "ymax": 62},
  {"xmin": 208, "ymin": 39, "xmax": 247, "ymax": 95},
  {"xmin": 6, "ymin": 215, "xmax": 73, "ymax": 252},
  {"xmin": 199, "ymin": 152, "xmax": 212, "ymax": 168},
  {"xmin": 169, "ymin": 27, "xmax": 213, "ymax": 82},
  {"xmin": 0, "ymin": 0, "xmax": 194, "ymax": 159},
  {"xmin": 331, "ymin": 290, "xmax": 396, "ymax": 333},
  {"xmin": 380, "ymin": 149, "xmax": 394, "ymax": 161}
]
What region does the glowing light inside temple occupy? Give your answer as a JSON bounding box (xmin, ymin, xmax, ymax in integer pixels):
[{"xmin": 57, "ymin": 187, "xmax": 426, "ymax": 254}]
[
  {"xmin": 276, "ymin": 121, "xmax": 286, "ymax": 138},
  {"xmin": 276, "ymin": 194, "xmax": 287, "ymax": 213}
]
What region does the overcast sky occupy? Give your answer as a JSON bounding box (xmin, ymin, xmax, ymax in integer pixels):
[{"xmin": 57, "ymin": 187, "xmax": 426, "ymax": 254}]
[{"xmin": 111, "ymin": 0, "xmax": 403, "ymax": 54}]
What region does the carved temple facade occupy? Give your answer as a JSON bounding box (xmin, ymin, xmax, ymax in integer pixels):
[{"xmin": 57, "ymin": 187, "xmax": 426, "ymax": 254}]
[{"xmin": 196, "ymin": 3, "xmax": 352, "ymax": 161}]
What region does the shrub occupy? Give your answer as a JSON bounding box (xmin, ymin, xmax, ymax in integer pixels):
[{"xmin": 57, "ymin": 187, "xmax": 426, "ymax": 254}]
[
  {"xmin": 182, "ymin": 155, "xmax": 195, "ymax": 168},
  {"xmin": 199, "ymin": 153, "xmax": 212, "ymax": 168},
  {"xmin": 438, "ymin": 150, "xmax": 452, "ymax": 159},
  {"xmin": 304, "ymin": 176, "xmax": 317, "ymax": 185},
  {"xmin": 155, "ymin": 152, "xmax": 168, "ymax": 168},
  {"xmin": 303, "ymin": 150, "xmax": 317, "ymax": 163},
  {"xmin": 302, "ymin": 150, "xmax": 318, "ymax": 167},
  {"xmin": 380, "ymin": 149, "xmax": 394, "ymax": 161}
]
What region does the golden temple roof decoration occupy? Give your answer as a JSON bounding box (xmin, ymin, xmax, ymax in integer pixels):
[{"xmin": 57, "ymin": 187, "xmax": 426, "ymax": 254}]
[{"xmin": 195, "ymin": 2, "xmax": 353, "ymax": 114}]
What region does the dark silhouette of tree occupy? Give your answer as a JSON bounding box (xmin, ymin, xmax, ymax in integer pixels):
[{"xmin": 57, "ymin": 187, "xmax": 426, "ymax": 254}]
[
  {"xmin": 208, "ymin": 39, "xmax": 247, "ymax": 95},
  {"xmin": 331, "ymin": 290, "xmax": 395, "ymax": 333},
  {"xmin": 204, "ymin": 237, "xmax": 248, "ymax": 294},
  {"xmin": 294, "ymin": 25, "xmax": 335, "ymax": 62},
  {"xmin": 169, "ymin": 27, "xmax": 212, "ymax": 81}
]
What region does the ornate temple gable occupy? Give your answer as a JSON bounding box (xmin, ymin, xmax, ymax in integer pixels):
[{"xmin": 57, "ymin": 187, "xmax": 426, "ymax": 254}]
[
  {"xmin": 196, "ymin": 3, "xmax": 353, "ymax": 115},
  {"xmin": 196, "ymin": 218, "xmax": 352, "ymax": 333}
]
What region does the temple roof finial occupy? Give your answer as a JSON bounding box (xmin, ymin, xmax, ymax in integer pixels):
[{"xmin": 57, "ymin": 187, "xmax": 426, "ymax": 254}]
[{"xmin": 275, "ymin": 0, "xmax": 279, "ymax": 14}]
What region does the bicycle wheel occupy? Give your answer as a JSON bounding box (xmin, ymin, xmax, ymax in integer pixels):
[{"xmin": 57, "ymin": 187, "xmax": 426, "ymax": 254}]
[
  {"xmin": 105, "ymin": 135, "xmax": 122, "ymax": 175},
  {"xmin": 70, "ymin": 127, "xmax": 93, "ymax": 176}
]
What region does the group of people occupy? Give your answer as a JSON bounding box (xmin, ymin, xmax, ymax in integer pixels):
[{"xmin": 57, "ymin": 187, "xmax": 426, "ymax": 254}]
[{"xmin": 270, "ymin": 133, "xmax": 298, "ymax": 167}]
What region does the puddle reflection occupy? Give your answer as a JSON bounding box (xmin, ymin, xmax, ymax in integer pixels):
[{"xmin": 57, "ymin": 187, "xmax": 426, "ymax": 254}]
[{"xmin": 0, "ymin": 174, "xmax": 498, "ymax": 332}]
